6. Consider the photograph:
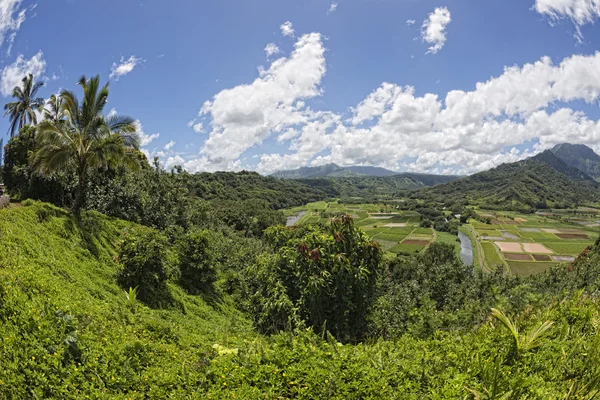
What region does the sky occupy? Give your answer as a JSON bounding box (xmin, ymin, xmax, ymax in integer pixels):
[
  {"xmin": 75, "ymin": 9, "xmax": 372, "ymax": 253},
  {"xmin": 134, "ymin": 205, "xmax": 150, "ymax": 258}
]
[{"xmin": 2, "ymin": 0, "xmax": 600, "ymax": 175}]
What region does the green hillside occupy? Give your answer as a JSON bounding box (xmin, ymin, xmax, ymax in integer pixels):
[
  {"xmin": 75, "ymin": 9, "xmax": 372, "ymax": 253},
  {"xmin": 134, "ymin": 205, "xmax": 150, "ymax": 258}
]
[
  {"xmin": 3, "ymin": 201, "xmax": 600, "ymax": 398},
  {"xmin": 419, "ymin": 150, "xmax": 600, "ymax": 210}
]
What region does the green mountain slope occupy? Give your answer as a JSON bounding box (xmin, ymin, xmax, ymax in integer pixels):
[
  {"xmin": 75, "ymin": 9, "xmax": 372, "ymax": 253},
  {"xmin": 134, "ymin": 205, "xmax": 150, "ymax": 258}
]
[
  {"xmin": 551, "ymin": 143, "xmax": 600, "ymax": 180},
  {"xmin": 419, "ymin": 150, "xmax": 599, "ymax": 210},
  {"xmin": 3, "ymin": 202, "xmax": 600, "ymax": 398}
]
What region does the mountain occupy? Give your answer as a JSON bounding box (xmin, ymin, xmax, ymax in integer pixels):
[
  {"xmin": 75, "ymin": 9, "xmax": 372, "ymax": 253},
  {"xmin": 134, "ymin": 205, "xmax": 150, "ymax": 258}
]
[
  {"xmin": 551, "ymin": 143, "xmax": 600, "ymax": 180},
  {"xmin": 271, "ymin": 163, "xmax": 397, "ymax": 178},
  {"xmin": 419, "ymin": 150, "xmax": 599, "ymax": 210}
]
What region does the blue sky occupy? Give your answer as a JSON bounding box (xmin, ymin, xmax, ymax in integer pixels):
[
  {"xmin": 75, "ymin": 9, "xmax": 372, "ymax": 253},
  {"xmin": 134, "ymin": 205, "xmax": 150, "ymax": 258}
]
[{"xmin": 2, "ymin": 0, "xmax": 600, "ymax": 175}]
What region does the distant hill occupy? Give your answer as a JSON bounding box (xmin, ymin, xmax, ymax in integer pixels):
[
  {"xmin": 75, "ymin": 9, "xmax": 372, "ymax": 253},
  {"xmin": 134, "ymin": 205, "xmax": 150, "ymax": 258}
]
[
  {"xmin": 551, "ymin": 143, "xmax": 600, "ymax": 181},
  {"xmin": 419, "ymin": 150, "xmax": 599, "ymax": 210},
  {"xmin": 271, "ymin": 163, "xmax": 397, "ymax": 178},
  {"xmin": 296, "ymin": 173, "xmax": 461, "ymax": 202}
]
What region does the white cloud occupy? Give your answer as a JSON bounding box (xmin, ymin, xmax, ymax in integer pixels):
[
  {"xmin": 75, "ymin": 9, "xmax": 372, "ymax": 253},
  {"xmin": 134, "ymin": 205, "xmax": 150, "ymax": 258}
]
[
  {"xmin": 176, "ymin": 31, "xmax": 600, "ymax": 176},
  {"xmin": 133, "ymin": 120, "xmax": 160, "ymax": 147},
  {"xmin": 329, "ymin": 2, "xmax": 338, "ymax": 12},
  {"xmin": 109, "ymin": 56, "xmax": 144, "ymax": 80},
  {"xmin": 264, "ymin": 43, "xmax": 280, "ymax": 58},
  {"xmin": 535, "ymin": 0, "xmax": 600, "ymax": 41},
  {"xmin": 421, "ymin": 7, "xmax": 451, "ymax": 54},
  {"xmin": 0, "ymin": 51, "xmax": 46, "ymax": 96},
  {"xmin": 107, "ymin": 108, "xmax": 118, "ymax": 118},
  {"xmin": 192, "ymin": 122, "xmax": 204, "ymax": 133},
  {"xmin": 188, "ymin": 32, "xmax": 326, "ymax": 172},
  {"xmin": 280, "ymin": 21, "xmax": 295, "ymax": 37},
  {"xmin": 0, "ymin": 0, "xmax": 27, "ymax": 49},
  {"xmin": 165, "ymin": 140, "xmax": 175, "ymax": 150},
  {"xmin": 406, "ymin": 19, "xmax": 416, "ymax": 26}
]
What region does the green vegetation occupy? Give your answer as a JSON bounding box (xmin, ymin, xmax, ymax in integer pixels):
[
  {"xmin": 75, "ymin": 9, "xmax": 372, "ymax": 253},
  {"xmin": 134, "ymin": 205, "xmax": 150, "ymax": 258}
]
[
  {"xmin": 481, "ymin": 241, "xmax": 505, "ymax": 269},
  {"xmin": 32, "ymin": 75, "xmax": 139, "ymax": 214},
  {"xmin": 419, "ymin": 150, "xmax": 599, "ymax": 211},
  {"xmin": 3, "ymin": 73, "xmax": 45, "ymax": 137},
  {"xmin": 5, "ymin": 71, "xmax": 600, "ymax": 397}
]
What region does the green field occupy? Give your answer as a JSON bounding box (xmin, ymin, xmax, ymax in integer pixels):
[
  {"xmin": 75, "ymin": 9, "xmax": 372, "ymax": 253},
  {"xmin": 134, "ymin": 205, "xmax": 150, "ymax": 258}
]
[
  {"xmin": 470, "ymin": 209, "xmax": 597, "ymax": 274},
  {"xmin": 507, "ymin": 261, "xmax": 558, "ymax": 276},
  {"xmin": 481, "ymin": 242, "xmax": 505, "ymax": 269}
]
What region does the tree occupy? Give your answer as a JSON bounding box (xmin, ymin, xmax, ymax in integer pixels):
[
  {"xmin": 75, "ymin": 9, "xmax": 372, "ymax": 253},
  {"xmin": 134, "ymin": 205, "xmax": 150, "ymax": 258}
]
[
  {"xmin": 3, "ymin": 74, "xmax": 45, "ymax": 137},
  {"xmin": 43, "ymin": 94, "xmax": 64, "ymax": 123},
  {"xmin": 31, "ymin": 75, "xmax": 139, "ymax": 214}
]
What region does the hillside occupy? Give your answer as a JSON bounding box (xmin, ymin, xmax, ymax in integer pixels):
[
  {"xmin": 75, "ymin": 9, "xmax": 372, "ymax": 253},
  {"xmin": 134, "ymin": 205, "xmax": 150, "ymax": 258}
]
[
  {"xmin": 3, "ymin": 202, "xmax": 600, "ymax": 398},
  {"xmin": 551, "ymin": 143, "xmax": 600, "ymax": 181},
  {"xmin": 419, "ymin": 150, "xmax": 600, "ymax": 210},
  {"xmin": 271, "ymin": 163, "xmax": 397, "ymax": 178}
]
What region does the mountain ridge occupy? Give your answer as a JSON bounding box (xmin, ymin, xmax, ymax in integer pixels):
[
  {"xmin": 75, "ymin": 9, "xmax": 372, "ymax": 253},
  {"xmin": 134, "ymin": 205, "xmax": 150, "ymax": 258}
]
[
  {"xmin": 271, "ymin": 163, "xmax": 397, "ymax": 178},
  {"xmin": 551, "ymin": 143, "xmax": 600, "ymax": 181}
]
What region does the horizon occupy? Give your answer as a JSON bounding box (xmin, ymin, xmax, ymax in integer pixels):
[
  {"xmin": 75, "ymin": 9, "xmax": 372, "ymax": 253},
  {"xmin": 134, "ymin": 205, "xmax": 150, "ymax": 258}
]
[{"xmin": 1, "ymin": 0, "xmax": 600, "ymax": 175}]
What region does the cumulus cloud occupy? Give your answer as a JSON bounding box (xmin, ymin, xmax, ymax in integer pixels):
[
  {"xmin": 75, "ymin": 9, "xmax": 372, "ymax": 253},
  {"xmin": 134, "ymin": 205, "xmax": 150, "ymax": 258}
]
[
  {"xmin": 280, "ymin": 21, "xmax": 294, "ymax": 37},
  {"xmin": 406, "ymin": 19, "xmax": 416, "ymax": 26},
  {"xmin": 133, "ymin": 120, "xmax": 160, "ymax": 147},
  {"xmin": 0, "ymin": 51, "xmax": 46, "ymax": 96},
  {"xmin": 177, "ymin": 30, "xmax": 600, "ymax": 176},
  {"xmin": 186, "ymin": 32, "xmax": 326, "ymax": 172},
  {"xmin": 109, "ymin": 56, "xmax": 144, "ymax": 80},
  {"xmin": 264, "ymin": 43, "xmax": 280, "ymax": 58},
  {"xmin": 421, "ymin": 7, "xmax": 451, "ymax": 54},
  {"xmin": 535, "ymin": 0, "xmax": 600, "ymax": 41}
]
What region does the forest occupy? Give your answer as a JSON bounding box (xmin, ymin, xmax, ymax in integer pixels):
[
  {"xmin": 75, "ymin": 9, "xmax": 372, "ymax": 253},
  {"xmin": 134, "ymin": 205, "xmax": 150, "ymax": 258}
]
[{"xmin": 2, "ymin": 74, "xmax": 600, "ymax": 399}]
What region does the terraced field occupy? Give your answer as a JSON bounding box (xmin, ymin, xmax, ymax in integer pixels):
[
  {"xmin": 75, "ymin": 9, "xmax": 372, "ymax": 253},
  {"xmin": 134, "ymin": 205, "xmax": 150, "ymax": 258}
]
[
  {"xmin": 469, "ymin": 209, "xmax": 598, "ymax": 275},
  {"xmin": 285, "ymin": 201, "xmax": 437, "ymax": 254}
]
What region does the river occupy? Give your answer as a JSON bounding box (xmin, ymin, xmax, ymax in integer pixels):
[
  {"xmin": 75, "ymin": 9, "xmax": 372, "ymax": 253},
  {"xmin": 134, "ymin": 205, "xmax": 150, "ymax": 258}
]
[
  {"xmin": 286, "ymin": 211, "xmax": 306, "ymax": 227},
  {"xmin": 457, "ymin": 230, "xmax": 474, "ymax": 266}
]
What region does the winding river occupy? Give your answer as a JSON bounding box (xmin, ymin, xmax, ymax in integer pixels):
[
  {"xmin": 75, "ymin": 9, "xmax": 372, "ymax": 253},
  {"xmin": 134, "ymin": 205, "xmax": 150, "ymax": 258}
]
[{"xmin": 458, "ymin": 230, "xmax": 474, "ymax": 266}]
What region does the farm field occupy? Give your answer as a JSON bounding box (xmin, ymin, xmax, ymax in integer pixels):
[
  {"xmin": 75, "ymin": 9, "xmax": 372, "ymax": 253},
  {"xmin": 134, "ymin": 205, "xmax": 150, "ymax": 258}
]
[
  {"xmin": 469, "ymin": 208, "xmax": 598, "ymax": 275},
  {"xmin": 285, "ymin": 201, "xmax": 439, "ymax": 254}
]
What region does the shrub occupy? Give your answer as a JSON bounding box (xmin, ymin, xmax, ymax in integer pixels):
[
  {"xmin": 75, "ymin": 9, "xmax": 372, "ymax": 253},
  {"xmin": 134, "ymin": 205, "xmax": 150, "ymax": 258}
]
[
  {"xmin": 177, "ymin": 229, "xmax": 217, "ymax": 295},
  {"xmin": 247, "ymin": 215, "xmax": 383, "ymax": 341},
  {"xmin": 116, "ymin": 228, "xmax": 175, "ymax": 307}
]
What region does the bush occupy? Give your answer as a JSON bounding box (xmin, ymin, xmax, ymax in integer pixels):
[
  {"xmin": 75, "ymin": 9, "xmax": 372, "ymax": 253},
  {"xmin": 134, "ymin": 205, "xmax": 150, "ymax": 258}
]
[
  {"xmin": 116, "ymin": 228, "xmax": 175, "ymax": 307},
  {"xmin": 246, "ymin": 216, "xmax": 383, "ymax": 341},
  {"xmin": 177, "ymin": 229, "xmax": 217, "ymax": 295}
]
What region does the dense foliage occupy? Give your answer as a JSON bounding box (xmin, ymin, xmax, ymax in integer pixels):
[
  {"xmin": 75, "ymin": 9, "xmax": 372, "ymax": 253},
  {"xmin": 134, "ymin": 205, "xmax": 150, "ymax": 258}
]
[
  {"xmin": 418, "ymin": 150, "xmax": 600, "ymax": 211},
  {"xmin": 2, "ymin": 203, "xmax": 600, "ymax": 398},
  {"xmin": 243, "ymin": 216, "xmax": 382, "ymax": 341}
]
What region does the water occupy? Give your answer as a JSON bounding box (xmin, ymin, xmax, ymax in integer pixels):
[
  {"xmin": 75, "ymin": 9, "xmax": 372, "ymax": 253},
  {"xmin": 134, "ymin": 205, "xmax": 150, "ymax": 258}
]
[
  {"xmin": 286, "ymin": 211, "xmax": 306, "ymax": 227},
  {"xmin": 458, "ymin": 231, "xmax": 474, "ymax": 266}
]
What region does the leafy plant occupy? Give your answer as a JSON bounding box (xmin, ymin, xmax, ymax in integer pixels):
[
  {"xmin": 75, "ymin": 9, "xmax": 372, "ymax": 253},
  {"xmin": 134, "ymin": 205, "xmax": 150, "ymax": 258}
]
[{"xmin": 491, "ymin": 308, "xmax": 554, "ymax": 355}]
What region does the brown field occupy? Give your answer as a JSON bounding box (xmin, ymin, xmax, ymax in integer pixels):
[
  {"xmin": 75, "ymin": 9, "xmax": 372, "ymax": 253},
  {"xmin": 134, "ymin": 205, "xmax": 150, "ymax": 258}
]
[
  {"xmin": 504, "ymin": 253, "xmax": 533, "ymax": 261},
  {"xmin": 502, "ymin": 220, "xmax": 520, "ymax": 225},
  {"xmin": 532, "ymin": 254, "xmax": 552, "ymax": 261},
  {"xmin": 402, "ymin": 240, "xmax": 429, "ymax": 245},
  {"xmin": 514, "ymin": 218, "xmax": 527, "ymax": 222},
  {"xmin": 495, "ymin": 242, "xmax": 523, "ymax": 253},
  {"xmin": 523, "ymin": 243, "xmax": 553, "ymax": 254},
  {"xmin": 556, "ymin": 233, "xmax": 589, "ymax": 239},
  {"xmin": 561, "ymin": 229, "xmax": 587, "ymax": 234}
]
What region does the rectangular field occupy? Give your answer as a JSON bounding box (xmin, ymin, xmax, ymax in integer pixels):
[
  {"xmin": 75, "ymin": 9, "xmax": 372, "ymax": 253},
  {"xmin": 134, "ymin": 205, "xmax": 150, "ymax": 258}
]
[
  {"xmin": 481, "ymin": 242, "xmax": 504, "ymax": 268},
  {"xmin": 507, "ymin": 261, "xmax": 557, "ymax": 276}
]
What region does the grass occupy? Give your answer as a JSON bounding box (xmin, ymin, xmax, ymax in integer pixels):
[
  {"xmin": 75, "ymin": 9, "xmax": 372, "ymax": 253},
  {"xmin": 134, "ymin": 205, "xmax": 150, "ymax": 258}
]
[
  {"xmin": 543, "ymin": 242, "xmax": 592, "ymax": 255},
  {"xmin": 481, "ymin": 242, "xmax": 505, "ymax": 269},
  {"xmin": 507, "ymin": 261, "xmax": 559, "ymax": 276},
  {"xmin": 436, "ymin": 232, "xmax": 461, "ymax": 258},
  {"xmin": 389, "ymin": 243, "xmax": 427, "ymax": 254}
]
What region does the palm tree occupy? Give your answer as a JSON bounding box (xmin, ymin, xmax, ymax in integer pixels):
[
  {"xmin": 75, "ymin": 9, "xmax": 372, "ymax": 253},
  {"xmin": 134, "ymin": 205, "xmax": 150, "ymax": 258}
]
[
  {"xmin": 43, "ymin": 94, "xmax": 64, "ymax": 123},
  {"xmin": 31, "ymin": 75, "xmax": 139, "ymax": 214},
  {"xmin": 3, "ymin": 74, "xmax": 45, "ymax": 137}
]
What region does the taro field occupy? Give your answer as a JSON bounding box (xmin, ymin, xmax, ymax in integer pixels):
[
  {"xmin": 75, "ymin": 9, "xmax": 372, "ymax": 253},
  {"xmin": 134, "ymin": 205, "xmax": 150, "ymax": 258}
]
[
  {"xmin": 284, "ymin": 201, "xmax": 443, "ymax": 255},
  {"xmin": 469, "ymin": 208, "xmax": 599, "ymax": 276}
]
